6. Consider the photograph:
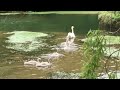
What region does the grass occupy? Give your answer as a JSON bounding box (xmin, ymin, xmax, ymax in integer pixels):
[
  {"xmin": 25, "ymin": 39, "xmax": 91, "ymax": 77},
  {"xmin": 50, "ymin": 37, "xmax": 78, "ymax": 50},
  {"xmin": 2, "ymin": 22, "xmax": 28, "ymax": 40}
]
[
  {"xmin": 0, "ymin": 11, "xmax": 99, "ymax": 15},
  {"xmin": 82, "ymin": 30, "xmax": 106, "ymax": 79}
]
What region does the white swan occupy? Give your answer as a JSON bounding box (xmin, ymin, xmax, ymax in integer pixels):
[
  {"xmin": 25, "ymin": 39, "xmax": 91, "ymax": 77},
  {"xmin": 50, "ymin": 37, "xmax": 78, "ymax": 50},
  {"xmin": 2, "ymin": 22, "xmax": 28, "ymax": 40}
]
[
  {"xmin": 66, "ymin": 26, "xmax": 76, "ymax": 46},
  {"xmin": 35, "ymin": 59, "xmax": 51, "ymax": 67},
  {"xmin": 24, "ymin": 58, "xmax": 41, "ymax": 66},
  {"xmin": 24, "ymin": 60, "xmax": 37, "ymax": 65},
  {"xmin": 24, "ymin": 58, "xmax": 51, "ymax": 67},
  {"xmin": 36, "ymin": 61, "xmax": 51, "ymax": 67}
]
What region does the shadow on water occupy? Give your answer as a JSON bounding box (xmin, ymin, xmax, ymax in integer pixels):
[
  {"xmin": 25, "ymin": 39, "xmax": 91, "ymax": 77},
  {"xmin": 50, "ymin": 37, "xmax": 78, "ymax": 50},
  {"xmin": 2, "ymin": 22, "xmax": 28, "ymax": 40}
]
[{"xmin": 0, "ymin": 13, "xmax": 98, "ymax": 79}]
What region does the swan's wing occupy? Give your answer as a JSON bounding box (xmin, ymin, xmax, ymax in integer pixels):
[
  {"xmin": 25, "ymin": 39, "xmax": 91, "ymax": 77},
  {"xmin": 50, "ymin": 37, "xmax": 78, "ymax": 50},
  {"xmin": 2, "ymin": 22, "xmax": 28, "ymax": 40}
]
[{"xmin": 67, "ymin": 32, "xmax": 71, "ymax": 37}]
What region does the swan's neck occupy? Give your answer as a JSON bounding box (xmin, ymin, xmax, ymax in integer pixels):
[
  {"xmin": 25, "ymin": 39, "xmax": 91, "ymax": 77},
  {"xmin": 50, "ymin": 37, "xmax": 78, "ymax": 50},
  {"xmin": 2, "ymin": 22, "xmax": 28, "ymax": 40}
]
[
  {"xmin": 71, "ymin": 28, "xmax": 74, "ymax": 33},
  {"xmin": 37, "ymin": 59, "xmax": 40, "ymax": 62}
]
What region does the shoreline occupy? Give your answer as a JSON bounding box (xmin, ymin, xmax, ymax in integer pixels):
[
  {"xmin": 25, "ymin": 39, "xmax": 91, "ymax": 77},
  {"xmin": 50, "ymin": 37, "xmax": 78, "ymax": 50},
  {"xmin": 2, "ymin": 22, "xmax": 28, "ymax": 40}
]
[{"xmin": 0, "ymin": 11, "xmax": 99, "ymax": 15}]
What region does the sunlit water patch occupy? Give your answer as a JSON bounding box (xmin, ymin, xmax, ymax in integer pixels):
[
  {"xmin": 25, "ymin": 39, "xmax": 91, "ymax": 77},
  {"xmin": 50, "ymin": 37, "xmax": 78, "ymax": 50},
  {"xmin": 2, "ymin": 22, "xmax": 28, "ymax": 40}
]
[
  {"xmin": 98, "ymin": 71, "xmax": 120, "ymax": 79},
  {"xmin": 104, "ymin": 47, "xmax": 120, "ymax": 59},
  {"xmin": 81, "ymin": 35, "xmax": 120, "ymax": 59},
  {"xmin": 81, "ymin": 35, "xmax": 120, "ymax": 45},
  {"xmin": 5, "ymin": 31, "xmax": 48, "ymax": 52}
]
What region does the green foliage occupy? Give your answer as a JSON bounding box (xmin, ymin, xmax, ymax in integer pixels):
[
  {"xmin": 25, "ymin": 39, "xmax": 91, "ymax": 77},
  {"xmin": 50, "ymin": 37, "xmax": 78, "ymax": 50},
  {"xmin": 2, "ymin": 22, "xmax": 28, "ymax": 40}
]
[
  {"xmin": 108, "ymin": 72, "xmax": 117, "ymax": 79},
  {"xmin": 99, "ymin": 11, "xmax": 120, "ymax": 24},
  {"xmin": 98, "ymin": 11, "xmax": 120, "ymax": 31},
  {"xmin": 112, "ymin": 11, "xmax": 120, "ymax": 20},
  {"xmin": 98, "ymin": 11, "xmax": 114, "ymax": 24},
  {"xmin": 82, "ymin": 30, "xmax": 106, "ymax": 79}
]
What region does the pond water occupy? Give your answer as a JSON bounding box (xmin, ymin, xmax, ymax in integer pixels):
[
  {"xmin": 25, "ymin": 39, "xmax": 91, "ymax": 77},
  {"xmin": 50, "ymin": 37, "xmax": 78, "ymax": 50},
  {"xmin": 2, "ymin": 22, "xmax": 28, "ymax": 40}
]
[{"xmin": 0, "ymin": 13, "xmax": 98, "ymax": 79}]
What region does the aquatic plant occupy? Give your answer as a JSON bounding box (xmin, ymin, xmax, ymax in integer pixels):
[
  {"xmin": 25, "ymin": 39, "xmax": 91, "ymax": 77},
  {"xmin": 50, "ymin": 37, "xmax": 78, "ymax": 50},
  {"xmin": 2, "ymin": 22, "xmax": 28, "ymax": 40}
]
[
  {"xmin": 49, "ymin": 71, "xmax": 80, "ymax": 79},
  {"xmin": 104, "ymin": 47, "xmax": 120, "ymax": 79},
  {"xmin": 5, "ymin": 31, "xmax": 48, "ymax": 52},
  {"xmin": 81, "ymin": 30, "xmax": 120, "ymax": 79},
  {"xmin": 81, "ymin": 30, "xmax": 106, "ymax": 79}
]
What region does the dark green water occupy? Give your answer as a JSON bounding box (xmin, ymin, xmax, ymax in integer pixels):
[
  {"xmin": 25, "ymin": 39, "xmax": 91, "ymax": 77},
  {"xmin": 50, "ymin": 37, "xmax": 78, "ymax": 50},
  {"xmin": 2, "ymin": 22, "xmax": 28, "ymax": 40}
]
[
  {"xmin": 0, "ymin": 14, "xmax": 98, "ymax": 34},
  {"xmin": 0, "ymin": 14, "xmax": 98, "ymax": 79}
]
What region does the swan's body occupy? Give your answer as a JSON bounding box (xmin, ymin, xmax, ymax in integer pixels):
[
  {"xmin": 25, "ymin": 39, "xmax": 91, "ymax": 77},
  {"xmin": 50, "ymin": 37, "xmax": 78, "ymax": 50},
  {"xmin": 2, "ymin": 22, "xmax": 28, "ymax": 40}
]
[
  {"xmin": 36, "ymin": 61, "xmax": 51, "ymax": 67},
  {"xmin": 48, "ymin": 52, "xmax": 64, "ymax": 59},
  {"xmin": 35, "ymin": 57, "xmax": 51, "ymax": 67},
  {"xmin": 24, "ymin": 60, "xmax": 37, "ymax": 65},
  {"xmin": 66, "ymin": 26, "xmax": 75, "ymax": 46},
  {"xmin": 24, "ymin": 58, "xmax": 41, "ymax": 66},
  {"xmin": 24, "ymin": 58, "xmax": 51, "ymax": 67}
]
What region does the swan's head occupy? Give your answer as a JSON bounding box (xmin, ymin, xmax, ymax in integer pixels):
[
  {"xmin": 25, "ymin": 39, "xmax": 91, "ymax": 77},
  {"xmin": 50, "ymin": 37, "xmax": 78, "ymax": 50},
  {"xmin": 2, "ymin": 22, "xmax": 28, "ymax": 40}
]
[{"xmin": 71, "ymin": 26, "xmax": 74, "ymax": 29}]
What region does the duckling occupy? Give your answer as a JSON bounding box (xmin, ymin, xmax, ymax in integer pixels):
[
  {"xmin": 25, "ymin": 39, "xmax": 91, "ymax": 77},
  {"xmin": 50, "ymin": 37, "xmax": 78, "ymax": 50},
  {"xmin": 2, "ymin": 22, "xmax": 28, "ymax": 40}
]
[
  {"xmin": 35, "ymin": 59, "xmax": 51, "ymax": 67},
  {"xmin": 24, "ymin": 60, "xmax": 37, "ymax": 65}
]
